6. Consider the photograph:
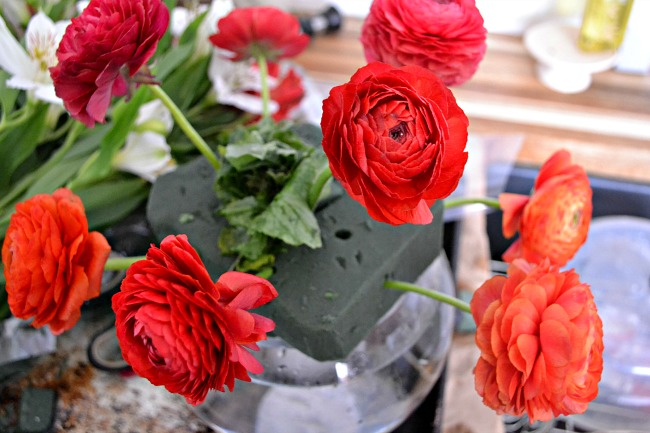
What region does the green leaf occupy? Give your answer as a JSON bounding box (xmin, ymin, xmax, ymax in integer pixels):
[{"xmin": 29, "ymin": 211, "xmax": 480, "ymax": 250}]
[
  {"xmin": 69, "ymin": 87, "xmax": 149, "ymax": 188},
  {"xmin": 0, "ymin": 103, "xmax": 49, "ymax": 194},
  {"xmin": 25, "ymin": 154, "xmax": 89, "ymax": 197},
  {"xmin": 153, "ymin": 42, "xmax": 195, "ymax": 82},
  {"xmin": 218, "ymin": 196, "xmax": 259, "ymax": 226},
  {"xmin": 0, "ymin": 70, "xmax": 20, "ymax": 120},
  {"xmin": 162, "ymin": 55, "xmax": 212, "ymax": 111},
  {"xmin": 218, "ymin": 226, "xmax": 269, "ymax": 260},
  {"xmin": 249, "ymin": 151, "xmax": 330, "ymax": 248},
  {"xmin": 75, "ymin": 178, "xmax": 150, "ymax": 230},
  {"xmin": 224, "ymin": 141, "xmax": 303, "ymax": 171}
]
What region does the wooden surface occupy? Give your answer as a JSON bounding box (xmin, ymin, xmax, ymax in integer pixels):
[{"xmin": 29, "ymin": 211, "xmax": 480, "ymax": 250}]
[{"xmin": 294, "ymin": 18, "xmax": 650, "ymax": 183}]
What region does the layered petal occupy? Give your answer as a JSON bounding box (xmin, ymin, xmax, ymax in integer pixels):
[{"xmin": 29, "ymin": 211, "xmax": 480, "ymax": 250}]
[
  {"xmin": 321, "ymin": 62, "xmax": 468, "ymax": 225},
  {"xmin": 360, "ymin": 0, "xmax": 487, "ymax": 86},
  {"xmin": 2, "ymin": 188, "xmax": 111, "ymax": 335},
  {"xmin": 112, "ymin": 235, "xmax": 277, "ymax": 405},
  {"xmin": 470, "ymin": 259, "xmax": 604, "ymax": 422}
]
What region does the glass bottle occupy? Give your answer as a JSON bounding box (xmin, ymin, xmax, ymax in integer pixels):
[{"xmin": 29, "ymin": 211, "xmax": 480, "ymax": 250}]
[{"xmin": 578, "ymin": 0, "xmax": 635, "ymax": 52}]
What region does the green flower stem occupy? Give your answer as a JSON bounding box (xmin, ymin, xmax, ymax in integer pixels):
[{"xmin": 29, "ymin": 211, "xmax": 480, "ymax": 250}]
[
  {"xmin": 444, "ymin": 196, "xmax": 501, "ymax": 210},
  {"xmin": 384, "ymin": 279, "xmax": 471, "ymax": 314},
  {"xmin": 149, "ymin": 84, "xmax": 221, "ymax": 171},
  {"xmin": 256, "ymin": 55, "xmax": 271, "ymax": 120},
  {"xmin": 0, "ymin": 121, "xmax": 85, "ymax": 211},
  {"xmin": 308, "ymin": 166, "xmax": 333, "ymax": 209},
  {"xmin": 104, "ymin": 255, "xmax": 146, "ymax": 271},
  {"xmin": 0, "ymin": 100, "xmax": 36, "ymax": 133}
]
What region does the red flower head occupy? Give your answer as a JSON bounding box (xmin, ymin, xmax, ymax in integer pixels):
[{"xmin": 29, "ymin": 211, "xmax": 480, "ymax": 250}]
[
  {"xmin": 500, "ymin": 150, "xmax": 593, "ymax": 267},
  {"xmin": 2, "ymin": 188, "xmax": 111, "ymax": 335},
  {"xmin": 360, "ymin": 0, "xmax": 487, "ymax": 86},
  {"xmin": 209, "ymin": 6, "xmax": 310, "ymax": 62},
  {"xmin": 50, "ymin": 0, "xmax": 170, "ymax": 127},
  {"xmin": 471, "ymin": 259, "xmax": 604, "ymax": 422},
  {"xmin": 112, "ymin": 235, "xmax": 278, "ymax": 405},
  {"xmin": 321, "ymin": 61, "xmax": 468, "ymax": 225}
]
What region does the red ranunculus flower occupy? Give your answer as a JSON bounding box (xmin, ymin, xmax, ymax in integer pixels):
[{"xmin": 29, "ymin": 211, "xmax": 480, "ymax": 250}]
[
  {"xmin": 321, "ymin": 61, "xmax": 469, "ymax": 225},
  {"xmin": 471, "ymin": 259, "xmax": 604, "ymax": 422},
  {"xmin": 360, "ymin": 0, "xmax": 487, "ymax": 86},
  {"xmin": 209, "ymin": 6, "xmax": 310, "ymax": 62},
  {"xmin": 50, "ymin": 0, "xmax": 169, "ymax": 127},
  {"xmin": 2, "ymin": 188, "xmax": 111, "ymax": 335},
  {"xmin": 500, "ymin": 150, "xmax": 593, "ymax": 267},
  {"xmin": 112, "ymin": 234, "xmax": 278, "ymax": 405}
]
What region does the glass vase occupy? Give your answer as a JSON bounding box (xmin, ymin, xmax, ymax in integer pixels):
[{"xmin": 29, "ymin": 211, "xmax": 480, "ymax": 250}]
[{"xmin": 191, "ymin": 254, "xmax": 455, "ymax": 433}]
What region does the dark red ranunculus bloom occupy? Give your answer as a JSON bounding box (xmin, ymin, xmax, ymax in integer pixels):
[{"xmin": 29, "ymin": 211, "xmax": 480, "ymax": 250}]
[
  {"xmin": 50, "ymin": 0, "xmax": 169, "ymax": 127},
  {"xmin": 209, "ymin": 6, "xmax": 310, "ymax": 62},
  {"xmin": 2, "ymin": 188, "xmax": 111, "ymax": 335},
  {"xmin": 471, "ymin": 259, "xmax": 604, "ymax": 422},
  {"xmin": 361, "ymin": 0, "xmax": 487, "ymax": 86},
  {"xmin": 321, "ymin": 62, "xmax": 469, "ymax": 225},
  {"xmin": 112, "ymin": 234, "xmax": 278, "ymax": 405},
  {"xmin": 500, "ymin": 150, "xmax": 593, "ymax": 267}
]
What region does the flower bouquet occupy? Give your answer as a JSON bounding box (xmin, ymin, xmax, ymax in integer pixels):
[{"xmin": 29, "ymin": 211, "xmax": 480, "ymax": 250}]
[{"xmin": 0, "ymin": 0, "xmax": 604, "ymax": 432}]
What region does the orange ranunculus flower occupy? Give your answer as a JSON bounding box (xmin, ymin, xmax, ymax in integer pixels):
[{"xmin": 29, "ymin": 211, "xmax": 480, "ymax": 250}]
[
  {"xmin": 2, "ymin": 188, "xmax": 111, "ymax": 335},
  {"xmin": 470, "ymin": 259, "xmax": 604, "ymax": 422},
  {"xmin": 499, "ymin": 149, "xmax": 592, "ymax": 267}
]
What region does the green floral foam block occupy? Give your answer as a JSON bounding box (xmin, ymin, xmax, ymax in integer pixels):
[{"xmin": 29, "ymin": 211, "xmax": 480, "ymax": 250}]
[{"xmin": 147, "ymin": 157, "xmax": 443, "ymax": 361}]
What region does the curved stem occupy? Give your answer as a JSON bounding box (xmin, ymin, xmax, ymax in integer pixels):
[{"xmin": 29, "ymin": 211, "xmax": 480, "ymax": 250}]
[
  {"xmin": 0, "ymin": 101, "xmax": 35, "ymax": 134},
  {"xmin": 256, "ymin": 55, "xmax": 270, "ymax": 120},
  {"xmin": 384, "ymin": 279, "xmax": 471, "ymax": 314},
  {"xmin": 148, "ymin": 84, "xmax": 221, "ymax": 171},
  {"xmin": 104, "ymin": 255, "xmax": 146, "ymax": 271},
  {"xmin": 444, "ymin": 196, "xmax": 501, "ymax": 210},
  {"xmin": 308, "ymin": 166, "xmax": 332, "ymax": 209}
]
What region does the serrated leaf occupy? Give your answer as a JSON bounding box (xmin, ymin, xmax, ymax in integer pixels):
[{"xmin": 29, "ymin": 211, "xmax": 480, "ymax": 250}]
[
  {"xmin": 249, "ymin": 151, "xmax": 330, "ymax": 248},
  {"xmin": 218, "ymin": 196, "xmax": 259, "ymax": 226},
  {"xmin": 224, "ymin": 141, "xmax": 302, "ymax": 171}
]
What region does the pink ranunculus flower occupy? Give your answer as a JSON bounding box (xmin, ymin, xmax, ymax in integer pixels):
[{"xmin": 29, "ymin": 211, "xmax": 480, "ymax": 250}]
[
  {"xmin": 50, "ymin": 0, "xmax": 169, "ymax": 127},
  {"xmin": 360, "ymin": 0, "xmax": 487, "ymax": 86}
]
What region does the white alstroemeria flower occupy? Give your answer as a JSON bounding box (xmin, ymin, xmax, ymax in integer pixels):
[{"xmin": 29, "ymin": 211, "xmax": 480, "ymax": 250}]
[
  {"xmin": 0, "ymin": 12, "xmax": 69, "ymax": 104},
  {"xmin": 207, "ymin": 54, "xmax": 279, "ymax": 115},
  {"xmin": 113, "ymin": 100, "xmax": 176, "ymax": 183}
]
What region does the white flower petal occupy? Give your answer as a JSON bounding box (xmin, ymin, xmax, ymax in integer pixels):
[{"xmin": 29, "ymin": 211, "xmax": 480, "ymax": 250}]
[
  {"xmin": 208, "ymin": 53, "xmax": 278, "ymax": 114},
  {"xmin": 114, "ymin": 132, "xmax": 176, "ymax": 182},
  {"xmin": 136, "ymin": 100, "xmax": 173, "ymax": 132},
  {"xmin": 0, "ymin": 14, "xmax": 33, "ymax": 77},
  {"xmin": 34, "ymin": 84, "xmax": 63, "ymax": 105}
]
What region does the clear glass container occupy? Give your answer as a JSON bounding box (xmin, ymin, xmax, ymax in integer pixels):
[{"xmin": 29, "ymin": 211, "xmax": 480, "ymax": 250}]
[
  {"xmin": 191, "ymin": 254, "xmax": 456, "ymax": 433},
  {"xmin": 578, "ymin": 0, "xmax": 634, "ymax": 52}
]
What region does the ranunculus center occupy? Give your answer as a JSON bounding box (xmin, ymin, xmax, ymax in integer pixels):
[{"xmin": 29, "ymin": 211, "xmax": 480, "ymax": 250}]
[
  {"xmin": 389, "ymin": 122, "xmax": 408, "ymax": 144},
  {"xmin": 135, "ymin": 323, "xmax": 166, "ymax": 366},
  {"xmin": 141, "ymin": 334, "xmax": 165, "ymax": 366}
]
